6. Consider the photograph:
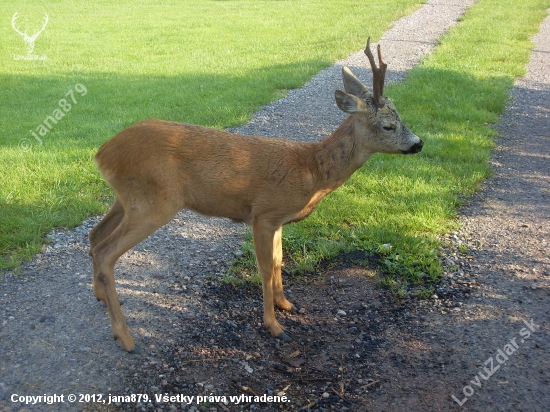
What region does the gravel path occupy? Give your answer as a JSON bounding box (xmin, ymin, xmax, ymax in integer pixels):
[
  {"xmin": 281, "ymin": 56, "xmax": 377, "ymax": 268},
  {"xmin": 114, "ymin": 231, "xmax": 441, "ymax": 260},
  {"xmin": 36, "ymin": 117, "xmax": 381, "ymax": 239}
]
[
  {"xmin": 2, "ymin": 0, "xmax": 548, "ymax": 411},
  {"xmin": 429, "ymin": 12, "xmax": 550, "ymax": 409}
]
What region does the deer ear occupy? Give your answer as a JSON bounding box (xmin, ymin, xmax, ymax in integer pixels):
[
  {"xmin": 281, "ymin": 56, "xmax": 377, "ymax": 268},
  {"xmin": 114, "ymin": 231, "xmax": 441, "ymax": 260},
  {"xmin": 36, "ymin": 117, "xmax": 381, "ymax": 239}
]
[
  {"xmin": 342, "ymin": 66, "xmax": 369, "ymax": 98},
  {"xmin": 335, "ymin": 90, "xmax": 367, "ymax": 114}
]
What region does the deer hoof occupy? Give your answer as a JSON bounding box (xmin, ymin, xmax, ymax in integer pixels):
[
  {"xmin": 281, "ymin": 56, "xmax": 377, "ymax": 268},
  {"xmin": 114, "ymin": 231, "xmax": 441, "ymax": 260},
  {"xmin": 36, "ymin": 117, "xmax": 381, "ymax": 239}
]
[
  {"xmin": 276, "ymin": 331, "xmax": 292, "ymax": 341},
  {"xmin": 129, "ymin": 345, "xmax": 143, "ymax": 355}
]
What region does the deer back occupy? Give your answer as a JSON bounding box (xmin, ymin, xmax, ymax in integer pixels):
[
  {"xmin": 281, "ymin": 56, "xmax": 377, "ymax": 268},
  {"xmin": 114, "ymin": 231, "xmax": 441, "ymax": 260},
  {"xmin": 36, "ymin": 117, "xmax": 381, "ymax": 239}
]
[{"xmin": 95, "ymin": 120, "xmax": 327, "ymax": 226}]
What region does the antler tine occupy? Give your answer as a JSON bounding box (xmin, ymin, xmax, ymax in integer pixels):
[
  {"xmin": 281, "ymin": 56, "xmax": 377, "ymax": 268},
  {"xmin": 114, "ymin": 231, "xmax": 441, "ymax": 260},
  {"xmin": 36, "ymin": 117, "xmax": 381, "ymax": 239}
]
[
  {"xmin": 11, "ymin": 12, "xmax": 26, "ymax": 36},
  {"xmin": 364, "ymin": 37, "xmax": 387, "ymax": 108},
  {"xmin": 33, "ymin": 13, "xmax": 49, "ymax": 37}
]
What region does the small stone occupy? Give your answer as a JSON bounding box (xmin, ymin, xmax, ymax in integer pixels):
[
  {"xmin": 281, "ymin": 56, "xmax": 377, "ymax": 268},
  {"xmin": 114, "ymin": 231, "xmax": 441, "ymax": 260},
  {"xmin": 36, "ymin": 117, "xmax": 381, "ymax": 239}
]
[
  {"xmin": 322, "ymin": 392, "xmax": 330, "ymax": 398},
  {"xmin": 531, "ymin": 284, "xmax": 537, "ymax": 290},
  {"xmin": 337, "ymin": 310, "xmax": 347, "ymax": 316}
]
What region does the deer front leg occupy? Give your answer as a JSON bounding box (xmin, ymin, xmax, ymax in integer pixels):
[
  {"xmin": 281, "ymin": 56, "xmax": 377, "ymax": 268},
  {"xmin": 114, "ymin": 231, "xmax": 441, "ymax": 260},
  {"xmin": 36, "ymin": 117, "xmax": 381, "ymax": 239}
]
[
  {"xmin": 253, "ymin": 221, "xmax": 292, "ymax": 341},
  {"xmin": 271, "ymin": 227, "xmax": 297, "ymax": 313}
]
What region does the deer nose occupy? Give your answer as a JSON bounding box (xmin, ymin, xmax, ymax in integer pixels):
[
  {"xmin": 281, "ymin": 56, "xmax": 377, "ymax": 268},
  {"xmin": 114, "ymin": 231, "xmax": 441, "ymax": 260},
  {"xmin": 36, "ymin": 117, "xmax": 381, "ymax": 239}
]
[{"xmin": 404, "ymin": 139, "xmax": 423, "ymax": 155}]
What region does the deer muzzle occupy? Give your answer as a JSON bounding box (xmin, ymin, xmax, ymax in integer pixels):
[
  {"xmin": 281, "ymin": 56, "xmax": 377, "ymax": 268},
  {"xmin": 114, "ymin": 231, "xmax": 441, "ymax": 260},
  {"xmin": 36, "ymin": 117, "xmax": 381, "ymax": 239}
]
[{"xmin": 403, "ymin": 137, "xmax": 424, "ymax": 155}]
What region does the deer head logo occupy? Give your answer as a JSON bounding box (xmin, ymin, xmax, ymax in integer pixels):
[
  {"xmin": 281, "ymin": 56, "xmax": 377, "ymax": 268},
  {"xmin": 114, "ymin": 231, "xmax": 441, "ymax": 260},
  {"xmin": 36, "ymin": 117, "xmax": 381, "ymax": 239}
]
[{"xmin": 11, "ymin": 12, "xmax": 49, "ymax": 55}]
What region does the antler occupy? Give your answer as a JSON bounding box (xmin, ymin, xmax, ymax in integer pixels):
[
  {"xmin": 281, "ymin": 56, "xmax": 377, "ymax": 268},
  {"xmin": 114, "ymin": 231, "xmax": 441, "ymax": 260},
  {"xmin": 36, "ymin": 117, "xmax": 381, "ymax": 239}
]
[
  {"xmin": 33, "ymin": 14, "xmax": 49, "ymax": 39},
  {"xmin": 11, "ymin": 12, "xmax": 48, "ymax": 40},
  {"xmin": 364, "ymin": 37, "xmax": 387, "ymax": 109},
  {"xmin": 11, "ymin": 12, "xmax": 48, "ymax": 54},
  {"xmin": 11, "ymin": 12, "xmax": 27, "ymax": 38}
]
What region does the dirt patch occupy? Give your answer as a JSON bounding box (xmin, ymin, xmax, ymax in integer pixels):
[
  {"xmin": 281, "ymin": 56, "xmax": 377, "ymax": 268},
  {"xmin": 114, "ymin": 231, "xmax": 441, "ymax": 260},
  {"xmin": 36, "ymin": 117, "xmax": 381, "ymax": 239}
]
[{"xmin": 121, "ymin": 250, "xmax": 478, "ymax": 412}]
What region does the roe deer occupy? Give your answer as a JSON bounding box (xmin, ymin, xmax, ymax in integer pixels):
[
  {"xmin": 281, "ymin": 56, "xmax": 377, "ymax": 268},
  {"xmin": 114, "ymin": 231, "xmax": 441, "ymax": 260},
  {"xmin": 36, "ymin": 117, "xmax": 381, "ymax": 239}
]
[{"xmin": 89, "ymin": 38, "xmax": 423, "ymax": 353}]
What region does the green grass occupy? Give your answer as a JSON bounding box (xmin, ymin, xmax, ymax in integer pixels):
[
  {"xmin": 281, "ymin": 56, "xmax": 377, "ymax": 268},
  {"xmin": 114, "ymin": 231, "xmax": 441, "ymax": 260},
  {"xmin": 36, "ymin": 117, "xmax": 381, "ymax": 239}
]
[
  {"xmin": 0, "ymin": 0, "xmax": 424, "ymax": 269},
  {"xmin": 228, "ymin": 0, "xmax": 550, "ymax": 292}
]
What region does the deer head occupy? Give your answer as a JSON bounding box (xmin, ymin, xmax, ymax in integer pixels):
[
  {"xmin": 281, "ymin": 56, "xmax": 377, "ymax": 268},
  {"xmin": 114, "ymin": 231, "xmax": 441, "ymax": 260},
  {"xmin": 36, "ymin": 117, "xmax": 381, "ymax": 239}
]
[
  {"xmin": 12, "ymin": 12, "xmax": 49, "ymax": 55},
  {"xmin": 335, "ymin": 37, "xmax": 423, "ymax": 155}
]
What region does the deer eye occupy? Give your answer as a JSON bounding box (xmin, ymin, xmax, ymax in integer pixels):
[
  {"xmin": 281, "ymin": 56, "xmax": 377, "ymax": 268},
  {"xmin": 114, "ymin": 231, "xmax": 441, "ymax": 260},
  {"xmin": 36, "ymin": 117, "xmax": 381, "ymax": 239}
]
[{"xmin": 383, "ymin": 125, "xmax": 396, "ymax": 132}]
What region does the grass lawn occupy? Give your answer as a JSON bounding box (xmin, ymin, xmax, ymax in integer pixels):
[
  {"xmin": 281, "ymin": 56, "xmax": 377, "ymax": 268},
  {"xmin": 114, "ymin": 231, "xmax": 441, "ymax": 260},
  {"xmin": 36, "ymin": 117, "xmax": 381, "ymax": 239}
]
[{"xmin": 0, "ymin": 0, "xmax": 423, "ymax": 269}]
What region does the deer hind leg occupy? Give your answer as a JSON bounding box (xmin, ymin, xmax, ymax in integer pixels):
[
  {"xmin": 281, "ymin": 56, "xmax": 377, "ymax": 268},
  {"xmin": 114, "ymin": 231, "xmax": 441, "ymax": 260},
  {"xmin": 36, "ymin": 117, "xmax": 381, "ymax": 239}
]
[
  {"xmin": 271, "ymin": 227, "xmax": 297, "ymax": 312},
  {"xmin": 90, "ymin": 203, "xmax": 178, "ymax": 352},
  {"xmin": 253, "ymin": 221, "xmax": 292, "ymax": 341},
  {"xmin": 89, "ymin": 198, "xmax": 124, "ymax": 302}
]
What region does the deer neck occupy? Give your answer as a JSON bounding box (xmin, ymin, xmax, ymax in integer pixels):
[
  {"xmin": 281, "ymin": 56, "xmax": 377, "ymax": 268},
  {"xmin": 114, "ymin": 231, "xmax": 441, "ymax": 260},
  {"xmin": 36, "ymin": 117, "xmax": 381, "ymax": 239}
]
[{"xmin": 312, "ymin": 116, "xmax": 372, "ymax": 192}]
